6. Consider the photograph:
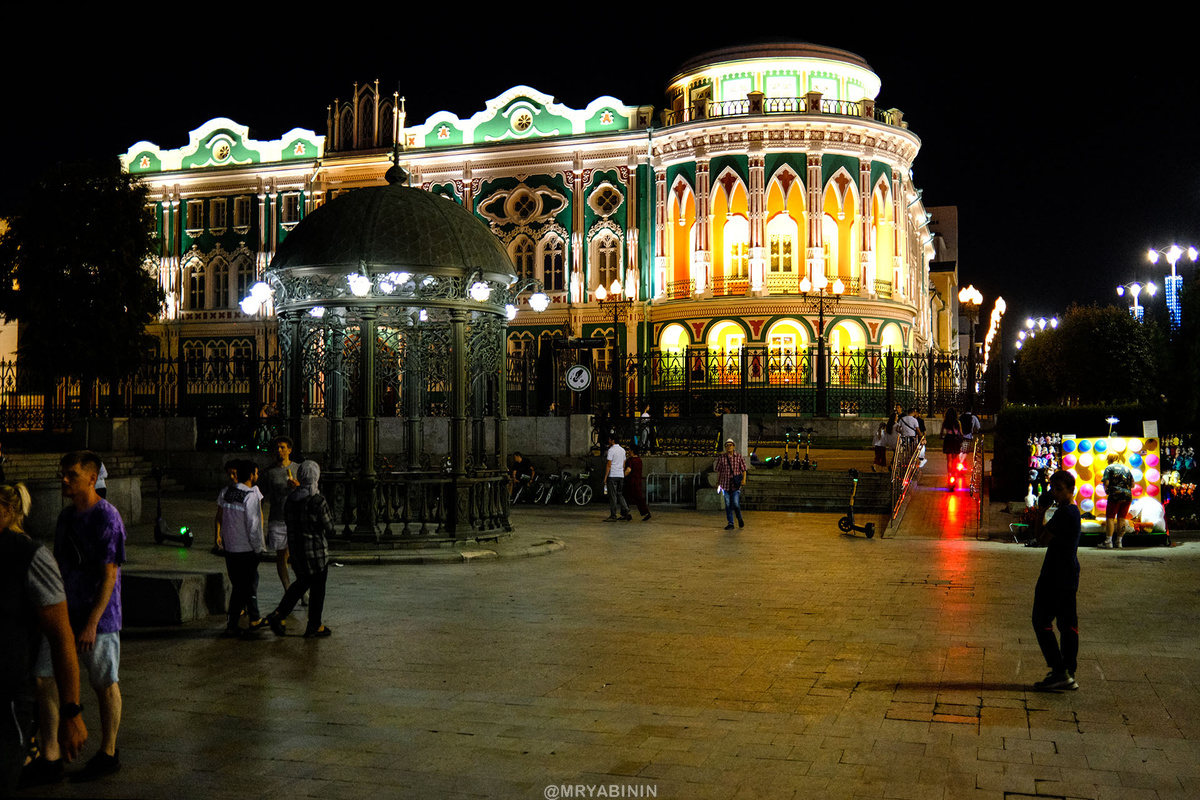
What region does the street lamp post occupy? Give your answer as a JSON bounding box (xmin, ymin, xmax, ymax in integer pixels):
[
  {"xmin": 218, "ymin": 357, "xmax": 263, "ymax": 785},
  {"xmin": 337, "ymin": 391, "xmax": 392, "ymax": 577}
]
[
  {"xmin": 798, "ymin": 273, "xmax": 844, "ymax": 417},
  {"xmin": 958, "ymin": 285, "xmax": 983, "ymax": 409},
  {"xmin": 1148, "ymin": 245, "xmax": 1197, "ymax": 330},
  {"xmin": 596, "ymin": 279, "xmax": 633, "ymax": 418},
  {"xmin": 1116, "ymin": 280, "xmax": 1156, "ymax": 321}
]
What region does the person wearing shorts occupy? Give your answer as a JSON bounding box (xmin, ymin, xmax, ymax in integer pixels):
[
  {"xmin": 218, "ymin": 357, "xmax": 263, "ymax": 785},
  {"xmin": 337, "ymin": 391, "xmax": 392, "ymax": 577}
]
[
  {"xmin": 34, "ymin": 451, "xmax": 126, "ymax": 782},
  {"xmin": 1101, "ymin": 452, "xmax": 1133, "ymax": 548},
  {"xmin": 261, "ymin": 438, "xmax": 298, "ymax": 596}
]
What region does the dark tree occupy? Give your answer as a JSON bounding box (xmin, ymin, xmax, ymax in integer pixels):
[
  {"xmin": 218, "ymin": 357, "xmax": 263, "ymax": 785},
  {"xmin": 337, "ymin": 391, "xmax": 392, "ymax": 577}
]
[
  {"xmin": 0, "ymin": 159, "xmax": 164, "ymax": 419},
  {"xmin": 1008, "ymin": 304, "xmax": 1161, "ymax": 406}
]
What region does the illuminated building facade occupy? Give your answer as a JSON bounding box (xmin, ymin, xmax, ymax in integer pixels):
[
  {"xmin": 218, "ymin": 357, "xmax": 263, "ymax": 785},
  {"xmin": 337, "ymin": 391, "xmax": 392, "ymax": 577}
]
[{"xmin": 121, "ymin": 43, "xmax": 949, "ymax": 417}]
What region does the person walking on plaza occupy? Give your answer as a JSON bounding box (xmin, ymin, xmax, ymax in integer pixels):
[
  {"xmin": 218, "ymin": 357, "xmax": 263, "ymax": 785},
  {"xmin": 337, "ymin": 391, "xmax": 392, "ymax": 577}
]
[
  {"xmin": 715, "ymin": 438, "xmax": 747, "ymax": 530},
  {"xmin": 262, "ymin": 438, "xmax": 298, "ymax": 597},
  {"xmin": 623, "ymin": 444, "xmax": 651, "ymax": 521},
  {"xmin": 873, "ymin": 413, "xmax": 897, "ymax": 472},
  {"xmin": 1030, "ymin": 469, "xmax": 1083, "ymax": 691},
  {"xmin": 941, "ymin": 407, "xmax": 964, "ymax": 475},
  {"xmin": 1101, "ymin": 452, "xmax": 1134, "ymax": 548},
  {"xmin": 217, "ymin": 460, "xmax": 267, "ymax": 637},
  {"xmin": 34, "ymin": 452, "xmax": 126, "ymax": 782},
  {"xmin": 603, "ymin": 435, "xmax": 632, "ymax": 521},
  {"xmin": 3, "ymin": 483, "xmax": 88, "ymax": 794},
  {"xmin": 262, "ymin": 461, "xmax": 335, "ymax": 638}
]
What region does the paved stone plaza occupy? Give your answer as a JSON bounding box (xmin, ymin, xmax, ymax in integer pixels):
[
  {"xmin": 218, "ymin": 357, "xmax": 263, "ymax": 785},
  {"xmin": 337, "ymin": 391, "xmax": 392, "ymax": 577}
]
[{"xmin": 19, "ymin": 467, "xmax": 1200, "ymax": 800}]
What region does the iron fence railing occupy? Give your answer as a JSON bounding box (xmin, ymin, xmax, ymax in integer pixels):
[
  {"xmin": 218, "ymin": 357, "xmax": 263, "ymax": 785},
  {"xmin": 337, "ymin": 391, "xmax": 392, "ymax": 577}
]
[{"xmin": 0, "ymin": 346, "xmax": 985, "ymax": 435}]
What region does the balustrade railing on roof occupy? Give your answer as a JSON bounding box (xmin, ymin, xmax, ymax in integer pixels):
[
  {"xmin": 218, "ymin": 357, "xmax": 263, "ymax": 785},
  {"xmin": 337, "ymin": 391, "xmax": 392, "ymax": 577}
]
[{"xmin": 659, "ymin": 94, "xmax": 903, "ymax": 129}]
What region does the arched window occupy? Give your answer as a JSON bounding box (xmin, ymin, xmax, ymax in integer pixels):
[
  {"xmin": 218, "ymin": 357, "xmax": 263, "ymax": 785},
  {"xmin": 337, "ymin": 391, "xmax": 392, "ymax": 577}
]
[
  {"xmin": 233, "ymin": 254, "xmax": 255, "ymax": 307},
  {"xmin": 822, "ymin": 214, "xmax": 839, "ymax": 280},
  {"xmin": 594, "ymin": 232, "xmax": 620, "ymax": 292},
  {"xmin": 767, "ymin": 214, "xmax": 798, "ymax": 274},
  {"xmin": 184, "ymin": 257, "xmax": 205, "ymax": 310},
  {"xmin": 210, "ymin": 256, "xmax": 230, "ymax": 309},
  {"xmin": 724, "ymin": 216, "xmax": 749, "ymax": 278},
  {"xmin": 511, "ymin": 237, "xmax": 535, "ymax": 281},
  {"xmin": 540, "ymin": 235, "xmax": 565, "ymax": 291}
]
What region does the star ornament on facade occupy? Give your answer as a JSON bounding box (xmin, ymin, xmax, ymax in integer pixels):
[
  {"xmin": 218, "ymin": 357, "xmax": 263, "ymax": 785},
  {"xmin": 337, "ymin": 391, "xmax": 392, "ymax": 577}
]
[
  {"xmin": 293, "ymin": 142, "xmax": 306, "ymax": 156},
  {"xmin": 437, "ymin": 126, "xmax": 451, "ymax": 140},
  {"xmin": 600, "ymin": 110, "xmax": 614, "ymax": 125}
]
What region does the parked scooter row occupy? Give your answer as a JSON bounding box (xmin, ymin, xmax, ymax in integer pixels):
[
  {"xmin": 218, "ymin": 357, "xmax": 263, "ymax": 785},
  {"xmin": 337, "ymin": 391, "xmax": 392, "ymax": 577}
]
[{"xmin": 752, "ymin": 426, "xmax": 818, "ymax": 470}]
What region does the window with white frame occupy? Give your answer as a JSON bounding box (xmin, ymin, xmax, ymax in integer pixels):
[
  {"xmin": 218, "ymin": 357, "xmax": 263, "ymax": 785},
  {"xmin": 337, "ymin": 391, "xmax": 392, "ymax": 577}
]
[
  {"xmin": 185, "ymin": 259, "xmax": 206, "ymax": 310},
  {"xmin": 210, "ymin": 257, "xmax": 230, "ymax": 308},
  {"xmin": 233, "ymin": 196, "xmax": 251, "ymax": 231},
  {"xmin": 594, "ymin": 233, "xmax": 620, "ymax": 292},
  {"xmin": 210, "ymin": 199, "xmax": 227, "ymax": 233},
  {"xmin": 185, "ymin": 201, "xmax": 203, "ymax": 234},
  {"xmin": 281, "ymin": 194, "xmax": 301, "ymax": 227},
  {"xmin": 233, "ymin": 254, "xmax": 254, "ymax": 306},
  {"xmin": 541, "ymin": 235, "xmax": 565, "ymax": 291},
  {"xmin": 511, "ymin": 237, "xmax": 535, "ymax": 281},
  {"xmin": 724, "ymin": 216, "xmax": 749, "ymax": 277},
  {"xmin": 768, "ymin": 214, "xmax": 798, "ymax": 273}
]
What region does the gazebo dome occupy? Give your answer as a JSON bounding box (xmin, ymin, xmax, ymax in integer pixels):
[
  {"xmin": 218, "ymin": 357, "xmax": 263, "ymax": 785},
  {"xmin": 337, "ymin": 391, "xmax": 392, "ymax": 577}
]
[{"xmin": 271, "ymin": 173, "xmax": 515, "ymax": 280}]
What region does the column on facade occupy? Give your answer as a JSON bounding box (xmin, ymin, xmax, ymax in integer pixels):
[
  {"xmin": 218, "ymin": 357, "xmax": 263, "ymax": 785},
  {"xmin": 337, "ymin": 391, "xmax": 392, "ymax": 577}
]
[
  {"xmin": 653, "ymin": 165, "xmax": 667, "ymax": 299},
  {"xmin": 892, "ymin": 169, "xmax": 904, "ymax": 300},
  {"xmin": 748, "ymin": 153, "xmax": 766, "ymax": 295},
  {"xmin": 859, "ymin": 160, "xmax": 875, "ymax": 297},
  {"xmin": 806, "ymin": 153, "xmax": 823, "ymax": 282},
  {"xmin": 570, "ymin": 160, "xmax": 585, "ymax": 302},
  {"xmin": 693, "ymin": 158, "xmax": 711, "ymax": 296}
]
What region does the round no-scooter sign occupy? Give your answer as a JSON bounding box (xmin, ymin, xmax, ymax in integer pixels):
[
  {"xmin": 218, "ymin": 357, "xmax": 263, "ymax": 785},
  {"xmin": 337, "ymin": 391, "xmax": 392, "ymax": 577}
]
[{"xmin": 566, "ymin": 364, "xmax": 591, "ymax": 392}]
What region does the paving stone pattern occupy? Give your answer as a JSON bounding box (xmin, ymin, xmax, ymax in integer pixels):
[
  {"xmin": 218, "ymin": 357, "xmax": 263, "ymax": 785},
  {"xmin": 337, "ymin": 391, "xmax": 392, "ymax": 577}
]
[{"xmin": 22, "ymin": 475, "xmax": 1200, "ymax": 800}]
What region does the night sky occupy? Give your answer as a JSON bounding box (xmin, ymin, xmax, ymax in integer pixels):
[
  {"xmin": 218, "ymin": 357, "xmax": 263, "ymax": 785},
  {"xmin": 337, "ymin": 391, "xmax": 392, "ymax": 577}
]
[{"xmin": 4, "ymin": 15, "xmax": 1198, "ymax": 349}]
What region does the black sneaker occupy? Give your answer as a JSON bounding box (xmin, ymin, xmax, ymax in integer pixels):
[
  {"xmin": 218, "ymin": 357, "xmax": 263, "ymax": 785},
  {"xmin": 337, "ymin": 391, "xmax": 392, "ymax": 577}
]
[
  {"xmin": 620, "ymin": 514, "xmax": 633, "ymax": 521},
  {"xmin": 724, "ymin": 523, "xmax": 735, "ymax": 530},
  {"xmin": 737, "ymin": 518, "xmax": 744, "ymax": 528},
  {"xmin": 74, "ymin": 749, "xmax": 121, "ymax": 782},
  {"xmin": 642, "ymin": 513, "xmax": 652, "ymax": 521},
  {"xmin": 1033, "ymin": 671, "xmax": 1078, "ymax": 691},
  {"xmin": 19, "ymin": 757, "xmax": 64, "ymax": 788}
]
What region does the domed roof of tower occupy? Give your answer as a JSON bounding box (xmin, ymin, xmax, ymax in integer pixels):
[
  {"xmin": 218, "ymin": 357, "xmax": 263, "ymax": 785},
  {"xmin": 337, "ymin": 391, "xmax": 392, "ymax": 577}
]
[{"xmin": 672, "ymin": 42, "xmax": 874, "ymax": 79}]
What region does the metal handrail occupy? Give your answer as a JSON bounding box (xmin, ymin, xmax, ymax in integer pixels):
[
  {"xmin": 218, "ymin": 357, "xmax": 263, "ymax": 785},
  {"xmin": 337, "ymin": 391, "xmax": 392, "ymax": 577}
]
[
  {"xmin": 888, "ymin": 435, "xmax": 923, "ymax": 531},
  {"xmin": 971, "ymin": 435, "xmax": 986, "ymax": 537}
]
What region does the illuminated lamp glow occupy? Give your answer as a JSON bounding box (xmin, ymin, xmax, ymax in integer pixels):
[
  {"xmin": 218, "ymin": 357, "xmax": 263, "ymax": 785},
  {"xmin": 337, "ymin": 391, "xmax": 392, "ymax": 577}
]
[
  {"xmin": 529, "ymin": 292, "xmax": 550, "ymax": 312},
  {"xmin": 309, "ymin": 306, "xmax": 326, "ymax": 318},
  {"xmin": 347, "ymin": 273, "xmax": 371, "ymax": 297},
  {"xmin": 1062, "ymin": 439, "xmax": 1077, "ymax": 453},
  {"xmin": 832, "ymin": 277, "xmax": 845, "ymax": 294},
  {"xmin": 1145, "ymin": 468, "xmax": 1161, "ymax": 484},
  {"xmin": 799, "ymin": 276, "xmax": 812, "ymax": 293},
  {"xmin": 505, "ymin": 304, "xmax": 517, "ymax": 321},
  {"xmin": 469, "ymin": 281, "xmax": 492, "ymax": 302},
  {"xmin": 1126, "ymin": 438, "xmax": 1142, "ymax": 452},
  {"xmin": 239, "ymin": 297, "xmax": 259, "ymax": 314},
  {"xmin": 249, "ymin": 281, "xmax": 272, "ymax": 303}
]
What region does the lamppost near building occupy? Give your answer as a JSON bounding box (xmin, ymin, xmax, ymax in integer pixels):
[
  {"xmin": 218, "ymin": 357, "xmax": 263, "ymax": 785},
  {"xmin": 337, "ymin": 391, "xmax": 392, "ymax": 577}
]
[
  {"xmin": 798, "ymin": 273, "xmax": 844, "ymax": 417},
  {"xmin": 1148, "ymin": 245, "xmax": 1196, "ymax": 330},
  {"xmin": 958, "ymin": 285, "xmax": 983, "ymax": 408},
  {"xmin": 1116, "ymin": 280, "xmax": 1156, "ymax": 321},
  {"xmin": 595, "ymin": 279, "xmax": 633, "ymax": 418}
]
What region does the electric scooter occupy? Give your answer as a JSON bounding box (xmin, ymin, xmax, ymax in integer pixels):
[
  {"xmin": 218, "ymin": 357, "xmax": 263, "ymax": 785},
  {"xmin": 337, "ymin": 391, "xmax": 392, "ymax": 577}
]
[
  {"xmin": 781, "ymin": 428, "xmax": 795, "ymax": 470},
  {"xmin": 838, "ymin": 468, "xmax": 876, "ymax": 538},
  {"xmin": 795, "ymin": 427, "xmax": 817, "ymax": 470},
  {"xmin": 151, "ymin": 466, "xmax": 193, "ymax": 547}
]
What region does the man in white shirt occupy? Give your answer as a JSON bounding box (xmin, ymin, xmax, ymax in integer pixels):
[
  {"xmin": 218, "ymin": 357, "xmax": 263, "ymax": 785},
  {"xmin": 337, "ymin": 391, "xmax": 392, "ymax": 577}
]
[
  {"xmin": 604, "ymin": 434, "xmax": 632, "ymax": 522},
  {"xmin": 216, "ymin": 461, "xmax": 266, "ymax": 637}
]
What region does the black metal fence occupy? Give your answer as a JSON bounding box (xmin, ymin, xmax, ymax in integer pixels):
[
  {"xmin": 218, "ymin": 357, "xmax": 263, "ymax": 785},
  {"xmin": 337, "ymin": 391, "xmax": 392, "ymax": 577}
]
[{"xmin": 0, "ymin": 347, "xmax": 985, "ymax": 434}]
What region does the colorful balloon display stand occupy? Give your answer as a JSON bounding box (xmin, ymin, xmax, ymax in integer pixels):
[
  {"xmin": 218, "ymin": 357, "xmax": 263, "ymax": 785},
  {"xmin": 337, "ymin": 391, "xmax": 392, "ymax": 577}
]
[{"xmin": 1062, "ymin": 435, "xmax": 1169, "ymax": 543}]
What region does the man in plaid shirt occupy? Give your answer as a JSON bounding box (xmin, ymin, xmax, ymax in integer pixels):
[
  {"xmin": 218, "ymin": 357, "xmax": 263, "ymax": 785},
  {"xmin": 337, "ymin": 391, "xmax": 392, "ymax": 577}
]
[{"xmin": 715, "ymin": 438, "xmax": 748, "ymax": 530}]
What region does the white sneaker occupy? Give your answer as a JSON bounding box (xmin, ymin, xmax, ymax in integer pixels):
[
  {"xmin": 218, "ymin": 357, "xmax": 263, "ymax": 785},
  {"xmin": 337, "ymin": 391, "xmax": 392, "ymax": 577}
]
[
  {"xmin": 1098, "ymin": 540, "xmax": 1113, "ymax": 549},
  {"xmin": 1114, "ymin": 539, "xmax": 1123, "ymax": 549},
  {"xmin": 1033, "ymin": 670, "xmax": 1078, "ymax": 691}
]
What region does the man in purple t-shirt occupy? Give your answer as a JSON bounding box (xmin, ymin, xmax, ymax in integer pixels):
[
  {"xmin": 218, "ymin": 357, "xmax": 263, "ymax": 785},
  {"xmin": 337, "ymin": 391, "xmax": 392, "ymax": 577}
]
[{"xmin": 34, "ymin": 450, "xmax": 126, "ymax": 782}]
